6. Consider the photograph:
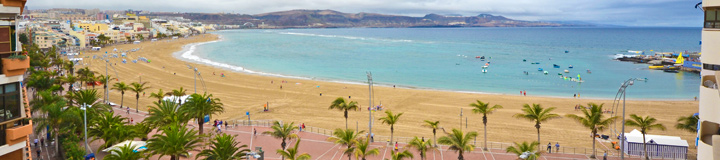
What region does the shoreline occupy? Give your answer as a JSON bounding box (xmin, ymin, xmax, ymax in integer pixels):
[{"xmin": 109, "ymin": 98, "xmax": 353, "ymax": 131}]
[
  {"xmin": 82, "ymin": 33, "xmax": 698, "ymax": 150},
  {"xmin": 174, "ymin": 32, "xmax": 696, "ymax": 101}
]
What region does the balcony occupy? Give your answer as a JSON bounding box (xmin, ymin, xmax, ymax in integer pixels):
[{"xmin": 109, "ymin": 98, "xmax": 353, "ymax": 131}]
[
  {"xmin": 0, "ymin": 0, "xmax": 24, "ymax": 15},
  {"xmin": 4, "ymin": 120, "xmax": 30, "ymax": 145}
]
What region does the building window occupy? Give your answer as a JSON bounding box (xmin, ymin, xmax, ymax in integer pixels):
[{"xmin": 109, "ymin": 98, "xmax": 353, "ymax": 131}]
[
  {"xmin": 704, "ymin": 63, "xmax": 720, "ymax": 71},
  {"xmin": 706, "ymin": 8, "xmax": 720, "ymax": 28},
  {"xmin": 0, "ymin": 82, "xmax": 20, "ymax": 123}
]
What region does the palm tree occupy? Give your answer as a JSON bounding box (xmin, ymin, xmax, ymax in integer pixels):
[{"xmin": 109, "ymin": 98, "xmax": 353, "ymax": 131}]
[
  {"xmin": 506, "ymin": 141, "xmax": 541, "ymax": 160},
  {"xmin": 513, "ymin": 103, "xmax": 560, "ymax": 152},
  {"xmin": 130, "ymin": 82, "xmax": 150, "ymax": 112},
  {"xmin": 196, "ymin": 133, "xmax": 250, "ymax": 160},
  {"xmin": 386, "ymin": 150, "xmax": 414, "ymax": 160},
  {"xmin": 166, "ymin": 87, "xmax": 187, "ymax": 104},
  {"xmin": 329, "ymin": 128, "xmax": 363, "ymax": 160},
  {"xmin": 328, "ymin": 97, "xmax": 359, "ymax": 129},
  {"xmin": 112, "ymin": 82, "xmax": 130, "ymax": 108},
  {"xmin": 88, "ymin": 112, "xmax": 136, "ymax": 152},
  {"xmin": 32, "ymin": 95, "xmax": 77, "ymax": 155},
  {"xmin": 277, "ymin": 138, "xmax": 312, "ymax": 160},
  {"xmin": 437, "ymin": 128, "xmax": 477, "ymax": 160},
  {"xmin": 378, "ymin": 110, "xmax": 403, "ymax": 145},
  {"xmin": 676, "ymin": 114, "xmax": 699, "ymax": 133},
  {"xmin": 625, "ymin": 114, "xmax": 667, "ymax": 160},
  {"xmin": 59, "ymin": 74, "xmax": 78, "ymax": 93},
  {"xmin": 354, "ymin": 138, "xmax": 379, "ymax": 160},
  {"xmin": 71, "ymin": 89, "xmax": 112, "ymax": 117},
  {"xmin": 104, "ymin": 142, "xmax": 146, "ymax": 160},
  {"xmin": 149, "ymin": 89, "xmax": 165, "ymax": 104},
  {"xmin": 423, "ymin": 120, "xmax": 440, "ymax": 147},
  {"xmin": 470, "ymin": 100, "xmax": 502, "ymax": 151},
  {"xmin": 147, "ymin": 124, "xmax": 203, "ymax": 160},
  {"xmin": 145, "ymin": 101, "xmax": 191, "ymax": 128},
  {"xmin": 565, "ymin": 103, "xmax": 618, "ymax": 158},
  {"xmin": 408, "ymin": 136, "xmax": 434, "ymax": 160},
  {"xmin": 133, "ymin": 121, "xmax": 153, "ymax": 141},
  {"xmin": 263, "ymin": 121, "xmax": 298, "ymax": 160},
  {"xmin": 97, "ymin": 75, "xmax": 112, "ymax": 102},
  {"xmin": 184, "ymin": 93, "xmax": 224, "ymax": 135}
]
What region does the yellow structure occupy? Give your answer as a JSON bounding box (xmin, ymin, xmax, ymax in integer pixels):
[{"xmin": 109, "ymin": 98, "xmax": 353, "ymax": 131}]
[
  {"xmin": 77, "ymin": 23, "xmax": 108, "ymax": 32},
  {"xmin": 697, "ymin": 0, "xmax": 720, "ymax": 159},
  {"xmin": 69, "ymin": 30, "xmax": 86, "ymax": 47}
]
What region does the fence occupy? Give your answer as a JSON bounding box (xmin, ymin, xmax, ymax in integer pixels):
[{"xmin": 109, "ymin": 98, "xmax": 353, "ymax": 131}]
[{"xmin": 230, "ymin": 119, "xmax": 282, "ymax": 127}]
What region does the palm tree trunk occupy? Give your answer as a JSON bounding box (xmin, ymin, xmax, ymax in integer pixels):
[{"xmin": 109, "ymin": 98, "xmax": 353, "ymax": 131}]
[
  {"xmin": 483, "ymin": 123, "xmax": 488, "ymax": 151},
  {"xmin": 281, "ymin": 139, "xmax": 287, "ymax": 160},
  {"xmin": 390, "ymin": 125, "xmax": 394, "ymax": 145},
  {"xmin": 536, "ymin": 123, "xmax": 541, "ymax": 153},
  {"xmin": 120, "ymin": 93, "xmax": 124, "ymax": 108},
  {"xmin": 643, "ymin": 133, "xmax": 648, "ymax": 160},
  {"xmin": 458, "ymin": 151, "xmax": 464, "ymax": 160},
  {"xmin": 433, "ymin": 130, "xmax": 437, "ymax": 147},
  {"xmin": 198, "ymin": 117, "xmax": 204, "ymax": 134},
  {"xmin": 135, "ymin": 94, "xmax": 139, "ymax": 113},
  {"xmin": 344, "ymin": 109, "xmax": 348, "ymax": 130},
  {"xmin": 591, "ymin": 130, "xmax": 597, "ymax": 158}
]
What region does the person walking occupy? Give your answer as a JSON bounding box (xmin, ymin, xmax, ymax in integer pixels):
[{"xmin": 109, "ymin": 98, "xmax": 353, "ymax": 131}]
[
  {"xmin": 36, "ymin": 148, "xmax": 41, "ymax": 157},
  {"xmin": 395, "ymin": 142, "xmax": 399, "ymax": 152},
  {"xmin": 126, "ymin": 107, "xmax": 130, "ymax": 114},
  {"xmin": 555, "ymin": 142, "xmax": 560, "ymax": 153},
  {"xmin": 34, "ymin": 138, "xmax": 38, "ymax": 148},
  {"xmin": 603, "ymin": 151, "xmax": 608, "ymax": 160},
  {"xmin": 547, "ymin": 142, "xmax": 552, "ymax": 153},
  {"xmin": 224, "ymin": 121, "xmax": 228, "ymax": 129},
  {"xmin": 40, "ymin": 138, "xmax": 45, "ymax": 147}
]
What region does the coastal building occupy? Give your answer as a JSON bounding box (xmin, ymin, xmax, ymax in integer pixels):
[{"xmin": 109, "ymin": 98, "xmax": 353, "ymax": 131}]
[
  {"xmin": 698, "ymin": 0, "xmax": 720, "ymax": 158},
  {"xmin": 0, "ymin": 0, "xmax": 33, "ymax": 160},
  {"xmin": 77, "ymin": 22, "xmax": 108, "ymax": 32},
  {"xmin": 623, "ymin": 129, "xmax": 688, "ymax": 159}
]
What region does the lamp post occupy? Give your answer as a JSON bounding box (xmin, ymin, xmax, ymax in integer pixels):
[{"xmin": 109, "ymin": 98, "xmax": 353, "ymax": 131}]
[
  {"xmin": 80, "ymin": 103, "xmax": 92, "ymax": 154},
  {"xmin": 619, "ymin": 78, "xmax": 637, "ymax": 160},
  {"xmin": 367, "ymin": 72, "xmax": 373, "ymax": 142},
  {"xmin": 187, "ymin": 64, "xmax": 198, "ymax": 94}
]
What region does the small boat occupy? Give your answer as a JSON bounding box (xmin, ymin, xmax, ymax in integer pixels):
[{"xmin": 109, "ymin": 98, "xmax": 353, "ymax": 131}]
[
  {"xmin": 564, "ymin": 70, "xmax": 570, "ymax": 73},
  {"xmin": 565, "ymin": 50, "xmax": 569, "ymax": 53},
  {"xmin": 568, "ymin": 65, "xmax": 573, "ymax": 69},
  {"xmin": 648, "ymin": 65, "xmax": 664, "ymax": 70},
  {"xmin": 523, "ymin": 59, "xmax": 527, "ymax": 62},
  {"xmin": 543, "ymin": 71, "xmax": 549, "ymax": 75},
  {"xmin": 531, "ymin": 62, "xmax": 540, "ymax": 64},
  {"xmin": 663, "ymin": 70, "xmax": 679, "ymax": 73},
  {"xmin": 553, "ymin": 64, "xmax": 560, "ymax": 68},
  {"xmin": 482, "ymin": 65, "xmax": 488, "ymax": 68},
  {"xmin": 476, "ymin": 56, "xmax": 485, "ymax": 59},
  {"xmin": 636, "ymin": 78, "xmax": 648, "ymax": 81},
  {"xmin": 482, "ymin": 69, "xmax": 488, "ymax": 73},
  {"xmin": 587, "ymin": 70, "xmax": 592, "ymax": 73},
  {"xmin": 538, "ymin": 68, "xmax": 544, "ymax": 71}
]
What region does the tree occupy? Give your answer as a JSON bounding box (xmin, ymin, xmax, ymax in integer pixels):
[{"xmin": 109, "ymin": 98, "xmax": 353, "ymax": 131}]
[
  {"xmin": 276, "ymin": 138, "xmax": 312, "ymax": 160},
  {"xmin": 378, "ymin": 110, "xmax": 403, "ymax": 145},
  {"xmin": 76, "ymin": 67, "xmax": 95, "ymax": 88},
  {"xmin": 147, "ymin": 124, "xmax": 203, "ymax": 160},
  {"xmin": 676, "ymin": 114, "xmax": 699, "ymax": 133},
  {"xmin": 437, "ymin": 128, "xmax": 477, "ymax": 160},
  {"xmin": 88, "ymin": 112, "xmax": 136, "ymax": 152},
  {"xmin": 19, "ymin": 33, "xmax": 28, "ymax": 44},
  {"xmin": 97, "ymin": 75, "xmax": 112, "ymax": 103},
  {"xmin": 166, "ymin": 87, "xmax": 187, "ymax": 104},
  {"xmin": 145, "ymin": 101, "xmax": 191, "ymax": 128},
  {"xmin": 625, "ymin": 114, "xmax": 667, "ymax": 160},
  {"xmin": 506, "ymin": 141, "xmax": 541, "ymax": 160},
  {"xmin": 386, "ymin": 150, "xmax": 413, "ymax": 160},
  {"xmin": 112, "ymin": 82, "xmax": 130, "ymax": 108},
  {"xmin": 196, "ymin": 133, "xmax": 250, "ymax": 160},
  {"xmin": 184, "ymin": 93, "xmax": 224, "ymax": 135},
  {"xmin": 32, "ymin": 93, "xmax": 77, "ymax": 155},
  {"xmin": 513, "ymin": 103, "xmax": 560, "ymax": 152},
  {"xmin": 328, "ymin": 97, "xmax": 359, "ymax": 129},
  {"xmin": 59, "ymin": 74, "xmax": 78, "ymax": 93},
  {"xmin": 470, "ymin": 100, "xmax": 502, "ymax": 151},
  {"xmin": 354, "ymin": 138, "xmax": 379, "ymax": 160},
  {"xmin": 149, "ymin": 89, "xmax": 165, "ymax": 104},
  {"xmin": 423, "ymin": 120, "xmax": 440, "ymax": 147},
  {"xmin": 130, "ymin": 82, "xmax": 151, "ymax": 112},
  {"xmin": 136, "ymin": 34, "xmax": 145, "ymax": 41},
  {"xmin": 408, "ymin": 136, "xmax": 434, "ymax": 160},
  {"xmin": 263, "ymin": 121, "xmax": 298, "ymax": 160},
  {"xmin": 565, "ymin": 103, "xmax": 618, "ymax": 158},
  {"xmin": 329, "ymin": 128, "xmax": 363, "ymax": 160},
  {"xmin": 104, "ymin": 142, "xmax": 146, "ymax": 160}
]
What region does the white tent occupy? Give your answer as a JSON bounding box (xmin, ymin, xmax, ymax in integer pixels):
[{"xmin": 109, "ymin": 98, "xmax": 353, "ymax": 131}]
[
  {"xmin": 101, "ymin": 140, "xmax": 146, "ymax": 153},
  {"xmin": 162, "ymin": 95, "xmax": 190, "ymax": 105},
  {"xmin": 623, "ymin": 129, "xmax": 688, "ymax": 159}
]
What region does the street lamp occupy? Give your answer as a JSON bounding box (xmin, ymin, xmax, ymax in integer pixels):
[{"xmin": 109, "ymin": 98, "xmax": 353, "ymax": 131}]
[
  {"xmin": 80, "ymin": 103, "xmax": 93, "ymax": 154},
  {"xmin": 366, "ymin": 72, "xmax": 373, "ymax": 142},
  {"xmin": 618, "ymin": 78, "xmax": 638, "ymax": 160},
  {"xmin": 187, "ymin": 64, "xmax": 198, "ymax": 94}
]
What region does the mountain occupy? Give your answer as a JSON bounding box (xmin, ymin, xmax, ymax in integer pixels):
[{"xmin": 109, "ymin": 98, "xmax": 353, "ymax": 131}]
[{"xmin": 143, "ymin": 9, "xmax": 591, "ymax": 28}]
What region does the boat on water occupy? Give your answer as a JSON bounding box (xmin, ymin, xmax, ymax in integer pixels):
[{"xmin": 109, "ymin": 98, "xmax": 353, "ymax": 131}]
[
  {"xmin": 538, "ymin": 68, "xmax": 544, "ymax": 71},
  {"xmin": 569, "ymin": 65, "xmax": 573, "ymax": 69},
  {"xmin": 564, "ymin": 70, "xmax": 570, "ymax": 73},
  {"xmin": 531, "ymin": 62, "xmax": 540, "ymax": 64},
  {"xmin": 553, "ymin": 64, "xmax": 560, "ymax": 68},
  {"xmin": 482, "ymin": 69, "xmax": 488, "ymax": 73},
  {"xmin": 543, "ymin": 71, "xmax": 549, "ymax": 74},
  {"xmin": 482, "ymin": 65, "xmax": 488, "ymax": 68},
  {"xmin": 663, "ymin": 70, "xmax": 679, "ymax": 73}
]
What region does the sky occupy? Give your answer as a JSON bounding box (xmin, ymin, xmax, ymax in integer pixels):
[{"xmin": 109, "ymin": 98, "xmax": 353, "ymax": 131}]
[{"xmin": 27, "ymin": 0, "xmax": 704, "ymax": 27}]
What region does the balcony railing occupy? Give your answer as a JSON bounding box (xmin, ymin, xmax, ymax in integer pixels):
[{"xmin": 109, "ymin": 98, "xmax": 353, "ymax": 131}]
[{"xmin": 2, "ymin": 118, "xmax": 30, "ymax": 146}]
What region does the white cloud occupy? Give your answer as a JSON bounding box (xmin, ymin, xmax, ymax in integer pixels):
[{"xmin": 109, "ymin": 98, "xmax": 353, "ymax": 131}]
[{"xmin": 26, "ymin": 0, "xmax": 703, "ymax": 26}]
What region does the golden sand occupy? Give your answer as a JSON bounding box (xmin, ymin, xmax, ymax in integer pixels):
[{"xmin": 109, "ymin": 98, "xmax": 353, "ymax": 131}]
[{"xmin": 81, "ymin": 34, "xmax": 698, "ymax": 150}]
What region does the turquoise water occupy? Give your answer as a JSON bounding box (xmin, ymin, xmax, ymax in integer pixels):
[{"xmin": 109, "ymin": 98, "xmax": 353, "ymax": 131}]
[{"xmin": 189, "ymin": 27, "xmax": 701, "ymax": 99}]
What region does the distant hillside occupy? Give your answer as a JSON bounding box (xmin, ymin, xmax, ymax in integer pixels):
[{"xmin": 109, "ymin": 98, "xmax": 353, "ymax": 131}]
[{"xmin": 143, "ymin": 9, "xmax": 591, "ymax": 28}]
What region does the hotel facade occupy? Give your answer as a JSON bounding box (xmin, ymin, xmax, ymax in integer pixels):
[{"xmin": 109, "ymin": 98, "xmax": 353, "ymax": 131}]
[{"xmin": 699, "ymin": 0, "xmax": 720, "ymax": 158}]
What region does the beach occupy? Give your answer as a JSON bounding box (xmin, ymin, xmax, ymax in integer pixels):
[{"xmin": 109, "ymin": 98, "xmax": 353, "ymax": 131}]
[{"xmin": 81, "ymin": 33, "xmax": 699, "ymax": 150}]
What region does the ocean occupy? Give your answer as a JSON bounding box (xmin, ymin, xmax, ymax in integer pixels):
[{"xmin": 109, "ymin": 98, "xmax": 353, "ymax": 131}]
[{"xmin": 185, "ymin": 27, "xmax": 701, "ymax": 99}]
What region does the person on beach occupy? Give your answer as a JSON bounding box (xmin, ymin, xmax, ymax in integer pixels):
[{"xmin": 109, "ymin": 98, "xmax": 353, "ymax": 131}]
[
  {"xmin": 524, "ymin": 90, "xmax": 527, "ymax": 96},
  {"xmin": 555, "ymin": 142, "xmax": 560, "ymax": 152},
  {"xmin": 547, "ymin": 142, "xmax": 552, "ymax": 153},
  {"xmin": 395, "ymin": 142, "xmax": 399, "ymax": 152}
]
